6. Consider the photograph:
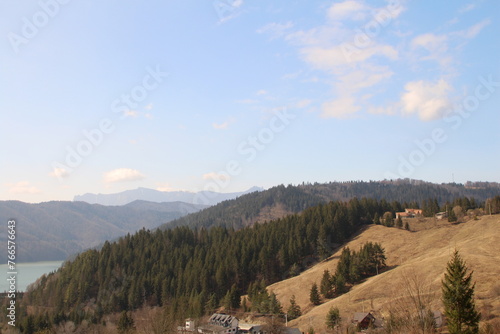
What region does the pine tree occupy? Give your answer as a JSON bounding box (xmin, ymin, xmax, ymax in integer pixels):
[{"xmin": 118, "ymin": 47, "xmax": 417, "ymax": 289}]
[
  {"xmin": 287, "ymin": 295, "xmax": 301, "ymax": 320},
  {"xmin": 325, "ymin": 307, "xmax": 341, "ymax": 329},
  {"xmin": 309, "ymin": 283, "xmax": 321, "ymax": 305},
  {"xmin": 442, "ymin": 250, "xmax": 480, "ymax": 334},
  {"xmin": 320, "ymin": 270, "xmax": 334, "ymax": 298}
]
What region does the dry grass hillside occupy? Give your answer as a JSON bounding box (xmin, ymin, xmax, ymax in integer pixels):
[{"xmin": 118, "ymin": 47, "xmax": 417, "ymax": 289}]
[{"xmin": 268, "ymin": 215, "xmax": 500, "ymax": 332}]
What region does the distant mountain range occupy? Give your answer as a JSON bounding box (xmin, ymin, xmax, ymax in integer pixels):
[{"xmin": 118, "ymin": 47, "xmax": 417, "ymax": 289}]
[
  {"xmin": 0, "ymin": 200, "xmax": 207, "ymax": 262},
  {"xmin": 74, "ymin": 186, "xmax": 264, "ymax": 206}
]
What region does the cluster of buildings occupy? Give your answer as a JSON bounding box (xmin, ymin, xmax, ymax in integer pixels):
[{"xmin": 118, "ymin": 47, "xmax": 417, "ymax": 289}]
[
  {"xmin": 178, "ymin": 311, "xmax": 444, "ymax": 334},
  {"xmin": 178, "ymin": 313, "xmax": 300, "ymax": 334}
]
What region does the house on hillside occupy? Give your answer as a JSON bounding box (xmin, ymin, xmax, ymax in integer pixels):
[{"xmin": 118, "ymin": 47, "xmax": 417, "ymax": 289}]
[
  {"xmin": 405, "ymin": 208, "xmax": 422, "ymax": 216},
  {"xmin": 352, "ymin": 312, "xmax": 376, "ymax": 330},
  {"xmin": 196, "ymin": 314, "xmax": 239, "ymax": 334},
  {"xmin": 238, "ymin": 323, "xmax": 263, "ymax": 334},
  {"xmin": 396, "ymin": 209, "xmax": 423, "ymax": 219}
]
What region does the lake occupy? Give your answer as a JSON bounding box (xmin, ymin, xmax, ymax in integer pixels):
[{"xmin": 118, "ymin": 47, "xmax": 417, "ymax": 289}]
[{"xmin": 1, "ymin": 261, "xmax": 64, "ymax": 292}]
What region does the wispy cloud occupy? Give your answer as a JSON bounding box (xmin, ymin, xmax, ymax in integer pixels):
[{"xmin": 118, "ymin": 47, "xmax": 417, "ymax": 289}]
[
  {"xmin": 327, "ymin": 0, "xmax": 370, "ymax": 21},
  {"xmin": 104, "ymin": 168, "xmax": 145, "ymax": 183},
  {"xmin": 202, "ymin": 172, "xmax": 230, "ymax": 181},
  {"xmin": 270, "ymin": 1, "xmax": 489, "ymax": 121},
  {"xmin": 8, "ymin": 181, "xmax": 41, "ymax": 194}
]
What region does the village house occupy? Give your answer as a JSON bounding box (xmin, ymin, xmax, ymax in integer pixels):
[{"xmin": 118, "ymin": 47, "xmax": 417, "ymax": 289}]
[
  {"xmin": 351, "ymin": 312, "xmax": 376, "ymax": 330},
  {"xmin": 396, "ymin": 208, "xmax": 423, "ymax": 219}
]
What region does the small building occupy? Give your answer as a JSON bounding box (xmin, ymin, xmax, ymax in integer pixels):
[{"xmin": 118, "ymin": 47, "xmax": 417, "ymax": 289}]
[
  {"xmin": 396, "ymin": 209, "xmax": 423, "ymax": 219},
  {"xmin": 352, "ymin": 312, "xmax": 376, "ymax": 330},
  {"xmin": 405, "ymin": 209, "xmax": 422, "ymax": 216},
  {"xmin": 238, "ymin": 323, "xmax": 263, "ymax": 334},
  {"xmin": 208, "ymin": 314, "xmax": 239, "ymax": 329},
  {"xmin": 396, "ymin": 212, "xmax": 410, "ymax": 219},
  {"xmin": 435, "ymin": 212, "xmax": 448, "ymax": 220}
]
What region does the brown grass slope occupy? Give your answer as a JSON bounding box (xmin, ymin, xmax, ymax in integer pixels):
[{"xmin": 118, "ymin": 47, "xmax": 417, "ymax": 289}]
[{"xmin": 268, "ymin": 215, "xmax": 500, "ymax": 332}]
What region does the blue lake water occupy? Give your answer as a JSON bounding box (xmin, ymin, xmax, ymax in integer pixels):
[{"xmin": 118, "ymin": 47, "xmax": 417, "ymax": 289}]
[{"xmin": 0, "ymin": 261, "xmax": 63, "ymax": 292}]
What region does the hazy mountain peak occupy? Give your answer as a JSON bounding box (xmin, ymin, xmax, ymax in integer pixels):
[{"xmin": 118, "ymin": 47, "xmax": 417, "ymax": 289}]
[{"xmin": 74, "ymin": 187, "xmax": 264, "ymax": 206}]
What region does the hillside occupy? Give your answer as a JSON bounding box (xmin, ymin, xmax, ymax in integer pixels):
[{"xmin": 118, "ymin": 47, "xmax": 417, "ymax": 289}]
[
  {"xmin": 268, "ymin": 215, "xmax": 500, "ymax": 332},
  {"xmin": 0, "ymin": 200, "xmax": 207, "ymax": 262},
  {"xmin": 163, "ymin": 181, "xmax": 500, "ymax": 230}
]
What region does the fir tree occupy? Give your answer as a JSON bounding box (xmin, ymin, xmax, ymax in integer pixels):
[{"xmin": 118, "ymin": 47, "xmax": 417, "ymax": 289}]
[
  {"xmin": 325, "ymin": 307, "xmax": 341, "ymax": 329},
  {"xmin": 309, "ymin": 283, "xmax": 321, "ymax": 305},
  {"xmin": 442, "ymin": 250, "xmax": 480, "ymax": 334},
  {"xmin": 287, "ymin": 295, "xmax": 301, "ymax": 320},
  {"xmin": 320, "ymin": 270, "xmax": 334, "ymax": 298}
]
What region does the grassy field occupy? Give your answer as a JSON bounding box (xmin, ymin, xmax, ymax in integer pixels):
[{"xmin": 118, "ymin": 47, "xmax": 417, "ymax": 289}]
[{"xmin": 267, "ymin": 214, "xmax": 500, "ymax": 332}]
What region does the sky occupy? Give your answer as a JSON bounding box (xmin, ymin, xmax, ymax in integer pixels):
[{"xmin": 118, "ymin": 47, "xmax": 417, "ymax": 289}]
[{"xmin": 1, "ymin": 0, "xmax": 499, "ymax": 203}]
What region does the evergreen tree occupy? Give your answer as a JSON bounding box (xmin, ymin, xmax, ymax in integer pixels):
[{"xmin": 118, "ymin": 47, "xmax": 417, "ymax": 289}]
[
  {"xmin": 325, "ymin": 307, "xmax": 341, "ymax": 329},
  {"xmin": 373, "ymin": 212, "xmax": 381, "ymax": 225},
  {"xmin": 320, "ymin": 270, "xmax": 334, "ymax": 298},
  {"xmin": 309, "ymin": 283, "xmax": 321, "ymax": 305},
  {"xmin": 268, "ymin": 292, "xmax": 283, "ymax": 314},
  {"xmin": 287, "ymin": 295, "xmax": 301, "ymax": 320},
  {"xmin": 442, "ymin": 250, "xmax": 480, "ymax": 334},
  {"xmin": 404, "ymin": 221, "xmax": 410, "ymax": 231}
]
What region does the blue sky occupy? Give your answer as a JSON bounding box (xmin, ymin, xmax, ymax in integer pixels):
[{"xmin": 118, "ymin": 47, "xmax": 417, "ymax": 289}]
[{"xmin": 1, "ymin": 0, "xmax": 499, "ymax": 203}]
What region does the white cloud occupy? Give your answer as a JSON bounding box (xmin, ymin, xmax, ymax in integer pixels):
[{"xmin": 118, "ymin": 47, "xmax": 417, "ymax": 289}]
[
  {"xmin": 50, "ymin": 167, "xmax": 69, "ymax": 179},
  {"xmin": 321, "ymin": 97, "xmax": 361, "ymax": 119},
  {"xmin": 411, "ymin": 33, "xmax": 448, "ymax": 52},
  {"xmin": 202, "ymin": 172, "xmax": 230, "ymax": 181},
  {"xmin": 457, "ymin": 19, "xmax": 491, "ymax": 39},
  {"xmin": 256, "ymin": 89, "xmax": 268, "ymax": 96},
  {"xmin": 400, "ymin": 79, "xmax": 453, "ymax": 121},
  {"xmin": 327, "ymin": 0, "xmax": 369, "ymax": 21},
  {"xmin": 144, "ymin": 103, "xmax": 153, "ymax": 110},
  {"xmin": 8, "ymin": 181, "xmax": 41, "ymax": 194},
  {"xmin": 104, "ymin": 168, "xmax": 145, "ymax": 183}
]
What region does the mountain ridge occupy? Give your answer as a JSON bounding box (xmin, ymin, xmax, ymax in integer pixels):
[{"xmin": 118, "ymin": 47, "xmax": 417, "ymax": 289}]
[
  {"xmin": 73, "ymin": 186, "xmax": 264, "ymax": 206},
  {"xmin": 0, "ymin": 200, "xmax": 207, "ymax": 262}
]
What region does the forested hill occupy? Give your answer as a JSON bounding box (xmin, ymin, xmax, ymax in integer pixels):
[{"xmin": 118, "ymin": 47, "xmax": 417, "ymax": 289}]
[
  {"xmin": 17, "ymin": 197, "xmax": 398, "ymax": 329},
  {"xmin": 15, "ymin": 195, "xmax": 500, "ymax": 332},
  {"xmin": 164, "ymin": 180, "xmax": 500, "ymax": 230},
  {"xmin": 0, "ymin": 200, "xmax": 207, "ymax": 262}
]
